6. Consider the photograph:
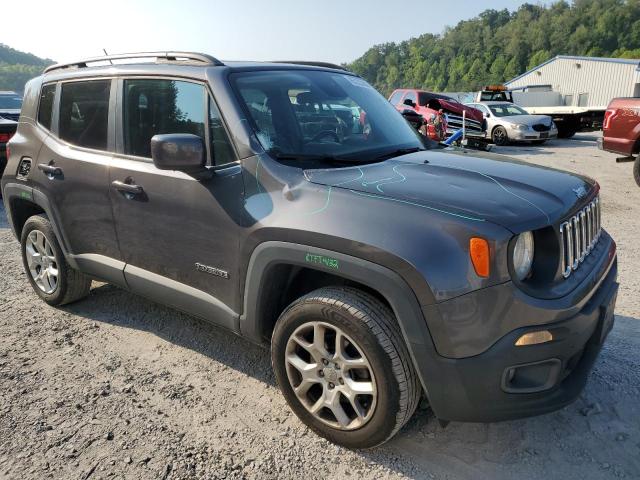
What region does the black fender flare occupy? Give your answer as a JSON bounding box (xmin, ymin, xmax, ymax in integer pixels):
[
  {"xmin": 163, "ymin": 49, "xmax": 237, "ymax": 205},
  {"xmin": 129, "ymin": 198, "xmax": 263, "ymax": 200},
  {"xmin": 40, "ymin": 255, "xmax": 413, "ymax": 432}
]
[
  {"xmin": 2, "ymin": 182, "xmax": 77, "ymax": 268},
  {"xmin": 239, "ymin": 241, "xmax": 444, "ymax": 407}
]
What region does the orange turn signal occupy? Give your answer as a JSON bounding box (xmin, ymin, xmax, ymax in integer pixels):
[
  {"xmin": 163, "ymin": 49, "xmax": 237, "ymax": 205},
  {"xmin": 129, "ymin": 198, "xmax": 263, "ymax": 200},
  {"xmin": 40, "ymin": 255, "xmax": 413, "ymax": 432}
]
[{"xmin": 469, "ymin": 237, "xmax": 490, "ymax": 278}]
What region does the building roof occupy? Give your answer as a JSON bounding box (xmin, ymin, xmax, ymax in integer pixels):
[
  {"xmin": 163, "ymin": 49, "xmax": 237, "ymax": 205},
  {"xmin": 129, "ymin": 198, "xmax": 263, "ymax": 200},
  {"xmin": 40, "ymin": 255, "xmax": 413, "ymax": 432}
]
[{"xmin": 505, "ymin": 55, "xmax": 640, "ymax": 85}]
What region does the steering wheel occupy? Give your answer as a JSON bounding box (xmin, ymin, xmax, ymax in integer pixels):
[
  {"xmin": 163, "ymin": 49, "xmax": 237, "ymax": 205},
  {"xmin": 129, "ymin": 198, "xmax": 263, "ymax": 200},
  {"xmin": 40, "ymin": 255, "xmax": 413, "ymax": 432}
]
[{"xmin": 309, "ymin": 130, "xmax": 340, "ymax": 143}]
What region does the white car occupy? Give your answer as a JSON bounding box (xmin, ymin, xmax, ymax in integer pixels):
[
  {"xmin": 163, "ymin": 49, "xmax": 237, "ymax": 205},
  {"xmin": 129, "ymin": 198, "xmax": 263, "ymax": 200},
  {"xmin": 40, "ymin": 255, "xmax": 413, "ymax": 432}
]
[{"xmin": 465, "ymin": 101, "xmax": 558, "ymax": 146}]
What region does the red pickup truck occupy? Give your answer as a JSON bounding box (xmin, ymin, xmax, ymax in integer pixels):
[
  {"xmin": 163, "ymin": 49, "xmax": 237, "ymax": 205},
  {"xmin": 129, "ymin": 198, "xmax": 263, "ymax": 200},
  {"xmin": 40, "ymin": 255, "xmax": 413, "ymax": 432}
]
[
  {"xmin": 389, "ymin": 89, "xmax": 485, "ymax": 141},
  {"xmin": 599, "ymin": 97, "xmax": 640, "ymax": 186}
]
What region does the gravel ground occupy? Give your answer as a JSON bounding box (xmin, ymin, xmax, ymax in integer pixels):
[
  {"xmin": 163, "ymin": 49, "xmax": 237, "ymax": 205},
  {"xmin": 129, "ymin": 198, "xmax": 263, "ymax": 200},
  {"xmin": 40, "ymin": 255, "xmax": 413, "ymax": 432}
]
[{"xmin": 1, "ymin": 132, "xmax": 639, "ymax": 480}]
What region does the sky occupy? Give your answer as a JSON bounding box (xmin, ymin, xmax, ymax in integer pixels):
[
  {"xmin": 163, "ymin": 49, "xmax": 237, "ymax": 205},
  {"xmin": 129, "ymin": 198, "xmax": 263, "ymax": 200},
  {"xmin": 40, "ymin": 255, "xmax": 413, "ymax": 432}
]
[{"xmin": 4, "ymin": 0, "xmax": 552, "ymax": 65}]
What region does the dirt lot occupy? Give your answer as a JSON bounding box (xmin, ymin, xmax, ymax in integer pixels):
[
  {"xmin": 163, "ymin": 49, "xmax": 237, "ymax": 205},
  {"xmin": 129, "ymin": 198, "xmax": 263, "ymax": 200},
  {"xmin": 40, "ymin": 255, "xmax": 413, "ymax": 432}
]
[{"xmin": 1, "ymin": 133, "xmax": 639, "ymax": 480}]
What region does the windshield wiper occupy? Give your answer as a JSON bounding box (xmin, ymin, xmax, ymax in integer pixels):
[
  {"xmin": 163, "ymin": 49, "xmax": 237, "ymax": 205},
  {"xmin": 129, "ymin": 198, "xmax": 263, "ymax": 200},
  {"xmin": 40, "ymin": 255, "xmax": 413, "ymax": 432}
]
[
  {"xmin": 371, "ymin": 147, "xmax": 425, "ymax": 162},
  {"xmin": 272, "ymin": 152, "xmax": 360, "ymax": 164}
]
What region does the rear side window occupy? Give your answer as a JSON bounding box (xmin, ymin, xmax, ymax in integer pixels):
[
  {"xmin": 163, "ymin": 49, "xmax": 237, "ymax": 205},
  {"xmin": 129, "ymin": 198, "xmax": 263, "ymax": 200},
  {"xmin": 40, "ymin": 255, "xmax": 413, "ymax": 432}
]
[
  {"xmin": 37, "ymin": 84, "xmax": 56, "ymax": 130},
  {"xmin": 123, "ymin": 79, "xmax": 205, "ymax": 158},
  {"xmin": 59, "ymin": 80, "xmax": 111, "ymax": 150}
]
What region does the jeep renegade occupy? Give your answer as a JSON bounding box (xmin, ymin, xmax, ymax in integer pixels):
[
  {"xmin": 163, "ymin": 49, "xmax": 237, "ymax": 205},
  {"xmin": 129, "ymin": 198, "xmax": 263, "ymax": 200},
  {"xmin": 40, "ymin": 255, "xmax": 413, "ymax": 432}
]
[{"xmin": 1, "ymin": 52, "xmax": 619, "ymax": 448}]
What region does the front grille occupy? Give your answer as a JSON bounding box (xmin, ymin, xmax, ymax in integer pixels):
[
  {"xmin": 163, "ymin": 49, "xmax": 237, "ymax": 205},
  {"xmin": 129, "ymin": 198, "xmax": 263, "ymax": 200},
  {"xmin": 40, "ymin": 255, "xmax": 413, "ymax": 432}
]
[
  {"xmin": 444, "ymin": 113, "xmax": 484, "ymax": 137},
  {"xmin": 559, "ymin": 196, "xmax": 601, "ymax": 279},
  {"xmin": 0, "ymin": 113, "xmax": 19, "ymax": 122},
  {"xmin": 532, "ymin": 123, "xmax": 551, "ymax": 132}
]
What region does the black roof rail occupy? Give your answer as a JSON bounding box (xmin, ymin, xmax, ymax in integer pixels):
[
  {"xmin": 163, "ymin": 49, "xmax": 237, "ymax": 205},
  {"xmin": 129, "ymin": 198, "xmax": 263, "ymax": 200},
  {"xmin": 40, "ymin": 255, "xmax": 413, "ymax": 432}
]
[
  {"xmin": 273, "ymin": 61, "xmax": 348, "ymax": 71},
  {"xmin": 44, "ymin": 51, "xmax": 224, "ymax": 74}
]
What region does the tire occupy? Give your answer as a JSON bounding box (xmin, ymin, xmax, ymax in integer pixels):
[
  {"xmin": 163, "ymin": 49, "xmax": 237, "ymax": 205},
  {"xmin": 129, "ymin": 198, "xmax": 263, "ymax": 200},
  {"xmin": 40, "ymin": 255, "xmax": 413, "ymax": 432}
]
[
  {"xmin": 20, "ymin": 215, "xmax": 91, "ymax": 306},
  {"xmin": 634, "ymin": 156, "xmax": 640, "ymax": 188},
  {"xmin": 492, "ymin": 126, "xmax": 509, "ymax": 146},
  {"xmin": 271, "ymin": 287, "xmax": 421, "ymax": 449}
]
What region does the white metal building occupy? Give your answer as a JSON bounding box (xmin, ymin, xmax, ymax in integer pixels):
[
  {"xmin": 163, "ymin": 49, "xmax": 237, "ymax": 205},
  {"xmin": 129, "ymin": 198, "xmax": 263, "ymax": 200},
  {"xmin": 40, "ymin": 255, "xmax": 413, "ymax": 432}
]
[{"xmin": 505, "ymin": 55, "xmax": 640, "ymax": 109}]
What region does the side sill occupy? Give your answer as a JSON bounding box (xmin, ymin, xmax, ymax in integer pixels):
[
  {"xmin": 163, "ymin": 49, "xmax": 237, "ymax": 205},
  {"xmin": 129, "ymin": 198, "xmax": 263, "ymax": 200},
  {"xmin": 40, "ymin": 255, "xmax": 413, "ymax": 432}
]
[{"xmin": 124, "ymin": 264, "xmax": 239, "ymax": 333}]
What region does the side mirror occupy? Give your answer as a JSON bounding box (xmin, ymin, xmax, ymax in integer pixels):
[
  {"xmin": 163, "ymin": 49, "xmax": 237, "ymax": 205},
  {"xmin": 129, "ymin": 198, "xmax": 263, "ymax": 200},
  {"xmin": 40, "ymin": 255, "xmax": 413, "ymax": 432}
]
[
  {"xmin": 151, "ymin": 134, "xmax": 205, "ymax": 172},
  {"xmin": 403, "ymin": 98, "xmax": 416, "ymax": 108}
]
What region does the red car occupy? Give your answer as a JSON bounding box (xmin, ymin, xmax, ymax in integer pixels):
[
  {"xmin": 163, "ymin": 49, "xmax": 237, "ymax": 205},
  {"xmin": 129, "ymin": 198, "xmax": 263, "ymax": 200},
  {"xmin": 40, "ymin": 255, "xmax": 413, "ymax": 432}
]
[
  {"xmin": 389, "ymin": 89, "xmax": 485, "ymax": 141},
  {"xmin": 598, "ymin": 97, "xmax": 640, "ymax": 186}
]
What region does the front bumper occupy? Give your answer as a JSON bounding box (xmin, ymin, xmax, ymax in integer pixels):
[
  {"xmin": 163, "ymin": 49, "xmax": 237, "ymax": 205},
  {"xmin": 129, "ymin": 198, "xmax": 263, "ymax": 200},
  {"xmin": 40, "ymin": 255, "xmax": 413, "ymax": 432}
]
[
  {"xmin": 511, "ymin": 128, "xmax": 558, "ymax": 141},
  {"xmin": 414, "ymin": 244, "xmax": 618, "ymax": 423}
]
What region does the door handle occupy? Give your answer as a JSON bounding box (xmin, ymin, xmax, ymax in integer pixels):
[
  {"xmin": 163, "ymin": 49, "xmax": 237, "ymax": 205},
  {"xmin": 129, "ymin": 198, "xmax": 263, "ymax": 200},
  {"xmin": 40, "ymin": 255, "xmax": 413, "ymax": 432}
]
[
  {"xmin": 38, "ymin": 163, "xmax": 63, "ymax": 177},
  {"xmin": 111, "ymin": 180, "xmax": 143, "ymax": 195}
]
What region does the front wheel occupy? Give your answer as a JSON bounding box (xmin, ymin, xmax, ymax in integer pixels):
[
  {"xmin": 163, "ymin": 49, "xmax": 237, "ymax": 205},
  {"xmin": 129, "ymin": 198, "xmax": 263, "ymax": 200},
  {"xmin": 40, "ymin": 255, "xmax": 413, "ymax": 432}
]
[
  {"xmin": 271, "ymin": 287, "xmax": 421, "ymax": 449},
  {"xmin": 634, "ymin": 156, "xmax": 640, "ymax": 188},
  {"xmin": 492, "ymin": 126, "xmax": 509, "ymax": 146}
]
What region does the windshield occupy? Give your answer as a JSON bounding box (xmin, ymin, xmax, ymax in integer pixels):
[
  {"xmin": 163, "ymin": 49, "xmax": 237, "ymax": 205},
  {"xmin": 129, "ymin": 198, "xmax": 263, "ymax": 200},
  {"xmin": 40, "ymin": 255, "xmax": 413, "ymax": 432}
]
[
  {"xmin": 0, "ymin": 95, "xmax": 22, "ymax": 110},
  {"xmin": 231, "ymin": 70, "xmax": 423, "ymax": 162},
  {"xmin": 489, "ymin": 104, "xmax": 528, "ymax": 117}
]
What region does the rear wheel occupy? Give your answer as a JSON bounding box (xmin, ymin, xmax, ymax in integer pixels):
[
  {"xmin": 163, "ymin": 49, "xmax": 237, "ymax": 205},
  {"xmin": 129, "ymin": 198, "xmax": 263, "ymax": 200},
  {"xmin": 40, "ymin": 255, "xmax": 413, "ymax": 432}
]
[
  {"xmin": 492, "ymin": 126, "xmax": 509, "ymax": 146},
  {"xmin": 271, "ymin": 287, "xmax": 421, "ymax": 449},
  {"xmin": 21, "ymin": 215, "xmax": 91, "ymax": 306},
  {"xmin": 634, "ymin": 156, "xmax": 640, "ymax": 188}
]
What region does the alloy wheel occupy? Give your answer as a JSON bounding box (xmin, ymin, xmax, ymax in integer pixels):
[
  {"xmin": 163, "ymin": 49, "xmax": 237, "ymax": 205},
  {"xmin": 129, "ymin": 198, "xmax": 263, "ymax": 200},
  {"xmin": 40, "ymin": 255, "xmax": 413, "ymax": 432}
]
[
  {"xmin": 25, "ymin": 230, "xmax": 59, "ymax": 294},
  {"xmin": 284, "ymin": 321, "xmax": 377, "ymax": 430}
]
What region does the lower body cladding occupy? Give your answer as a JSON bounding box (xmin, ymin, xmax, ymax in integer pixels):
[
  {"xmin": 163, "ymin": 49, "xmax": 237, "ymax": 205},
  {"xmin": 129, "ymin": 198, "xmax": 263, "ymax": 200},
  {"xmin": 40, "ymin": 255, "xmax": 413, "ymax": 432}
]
[{"xmin": 415, "ymin": 249, "xmax": 618, "ymax": 423}]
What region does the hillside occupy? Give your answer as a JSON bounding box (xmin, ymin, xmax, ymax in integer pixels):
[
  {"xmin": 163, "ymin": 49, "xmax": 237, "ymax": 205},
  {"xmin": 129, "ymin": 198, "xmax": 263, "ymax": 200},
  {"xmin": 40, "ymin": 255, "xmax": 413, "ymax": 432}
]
[
  {"xmin": 347, "ymin": 0, "xmax": 640, "ymax": 95},
  {"xmin": 0, "ymin": 44, "xmax": 54, "ymax": 92}
]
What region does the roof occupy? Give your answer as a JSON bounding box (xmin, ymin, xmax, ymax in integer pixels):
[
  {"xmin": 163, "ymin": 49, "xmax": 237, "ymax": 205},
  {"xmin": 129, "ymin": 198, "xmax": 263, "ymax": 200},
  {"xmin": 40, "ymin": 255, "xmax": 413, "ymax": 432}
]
[
  {"xmin": 505, "ymin": 55, "xmax": 640, "ymax": 85},
  {"xmin": 43, "ymin": 52, "xmax": 349, "ymax": 77}
]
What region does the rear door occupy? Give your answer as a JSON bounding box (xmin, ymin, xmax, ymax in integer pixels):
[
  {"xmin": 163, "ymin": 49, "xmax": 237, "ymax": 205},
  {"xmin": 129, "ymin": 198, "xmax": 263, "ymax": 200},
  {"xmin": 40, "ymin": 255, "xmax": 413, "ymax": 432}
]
[
  {"xmin": 33, "ymin": 79, "xmax": 123, "ymax": 282},
  {"xmin": 108, "ymin": 77, "xmax": 243, "ymax": 328}
]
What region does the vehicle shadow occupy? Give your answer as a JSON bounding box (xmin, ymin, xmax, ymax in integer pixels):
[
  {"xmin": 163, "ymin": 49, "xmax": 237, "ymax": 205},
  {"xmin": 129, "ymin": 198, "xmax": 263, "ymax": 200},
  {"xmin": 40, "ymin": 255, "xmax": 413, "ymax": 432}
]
[
  {"xmin": 63, "ymin": 282, "xmax": 640, "ymax": 480},
  {"xmin": 64, "ymin": 282, "xmax": 277, "ymax": 386}
]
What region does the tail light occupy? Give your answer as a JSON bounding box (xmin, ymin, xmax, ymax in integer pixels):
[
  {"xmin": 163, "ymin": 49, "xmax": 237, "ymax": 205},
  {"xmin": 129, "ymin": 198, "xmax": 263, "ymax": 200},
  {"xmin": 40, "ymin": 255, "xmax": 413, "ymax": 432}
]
[
  {"xmin": 603, "ymin": 109, "xmax": 616, "ymax": 130},
  {"xmin": 0, "ymin": 132, "xmax": 14, "ymax": 143}
]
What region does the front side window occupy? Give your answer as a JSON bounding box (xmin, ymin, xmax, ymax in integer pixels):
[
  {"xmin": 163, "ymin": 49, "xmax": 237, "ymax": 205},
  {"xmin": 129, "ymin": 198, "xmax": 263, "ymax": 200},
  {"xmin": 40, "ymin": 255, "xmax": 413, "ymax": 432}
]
[
  {"xmin": 59, "ymin": 80, "xmax": 111, "ymax": 150},
  {"xmin": 37, "ymin": 84, "xmax": 56, "ymax": 130},
  {"xmin": 123, "ymin": 79, "xmax": 205, "ymax": 158},
  {"xmin": 488, "ymin": 104, "xmax": 529, "ymax": 117},
  {"xmin": 403, "ymin": 91, "xmax": 417, "ymax": 105},
  {"xmin": 232, "ymin": 70, "xmax": 422, "ymax": 164}
]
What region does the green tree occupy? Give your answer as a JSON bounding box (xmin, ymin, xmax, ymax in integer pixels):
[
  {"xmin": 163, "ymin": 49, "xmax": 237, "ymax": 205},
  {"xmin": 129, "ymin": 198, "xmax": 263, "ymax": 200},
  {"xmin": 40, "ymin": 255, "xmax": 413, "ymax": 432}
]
[{"xmin": 348, "ymin": 0, "xmax": 640, "ymax": 95}]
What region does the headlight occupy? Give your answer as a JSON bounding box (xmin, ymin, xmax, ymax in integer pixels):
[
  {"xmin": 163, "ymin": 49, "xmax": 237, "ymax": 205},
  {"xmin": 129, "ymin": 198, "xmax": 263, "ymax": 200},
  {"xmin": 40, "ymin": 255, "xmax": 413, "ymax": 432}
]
[
  {"xmin": 511, "ymin": 123, "xmax": 529, "ymax": 131},
  {"xmin": 513, "ymin": 231, "xmax": 534, "ymax": 280}
]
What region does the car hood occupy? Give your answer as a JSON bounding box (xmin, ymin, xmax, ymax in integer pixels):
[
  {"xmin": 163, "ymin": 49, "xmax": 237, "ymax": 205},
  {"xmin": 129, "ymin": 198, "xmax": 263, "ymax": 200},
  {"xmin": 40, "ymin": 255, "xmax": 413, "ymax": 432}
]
[
  {"xmin": 304, "ymin": 149, "xmax": 595, "ymax": 232},
  {"xmin": 500, "ymin": 114, "xmax": 552, "ymax": 126}
]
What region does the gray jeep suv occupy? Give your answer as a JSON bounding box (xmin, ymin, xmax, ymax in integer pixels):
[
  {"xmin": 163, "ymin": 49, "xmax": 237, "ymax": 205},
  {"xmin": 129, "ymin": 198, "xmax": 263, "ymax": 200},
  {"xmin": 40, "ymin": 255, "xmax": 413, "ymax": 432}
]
[{"xmin": 1, "ymin": 52, "xmax": 619, "ymax": 448}]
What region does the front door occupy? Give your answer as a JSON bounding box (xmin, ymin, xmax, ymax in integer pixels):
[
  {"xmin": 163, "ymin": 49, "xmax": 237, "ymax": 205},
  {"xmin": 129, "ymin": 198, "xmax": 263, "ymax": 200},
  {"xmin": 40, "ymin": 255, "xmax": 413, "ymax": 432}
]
[{"xmin": 109, "ymin": 78, "xmax": 243, "ymax": 328}]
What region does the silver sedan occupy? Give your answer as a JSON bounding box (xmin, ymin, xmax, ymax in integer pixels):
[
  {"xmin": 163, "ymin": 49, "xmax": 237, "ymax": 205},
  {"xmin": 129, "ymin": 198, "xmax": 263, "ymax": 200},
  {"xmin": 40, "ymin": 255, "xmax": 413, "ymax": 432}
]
[{"xmin": 466, "ymin": 101, "xmax": 558, "ymax": 146}]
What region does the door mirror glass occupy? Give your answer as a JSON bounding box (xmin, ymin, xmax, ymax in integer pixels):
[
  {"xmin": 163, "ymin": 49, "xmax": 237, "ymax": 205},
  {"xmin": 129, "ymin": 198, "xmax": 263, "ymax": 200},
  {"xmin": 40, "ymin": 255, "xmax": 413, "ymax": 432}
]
[{"xmin": 151, "ymin": 134, "xmax": 205, "ymax": 172}]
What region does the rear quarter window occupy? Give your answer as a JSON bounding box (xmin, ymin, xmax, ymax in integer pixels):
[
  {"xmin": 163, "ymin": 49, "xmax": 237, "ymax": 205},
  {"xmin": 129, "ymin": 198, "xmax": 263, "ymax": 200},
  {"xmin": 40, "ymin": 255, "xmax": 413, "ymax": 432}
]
[
  {"xmin": 37, "ymin": 84, "xmax": 56, "ymax": 131},
  {"xmin": 58, "ymin": 80, "xmax": 111, "ymax": 150}
]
